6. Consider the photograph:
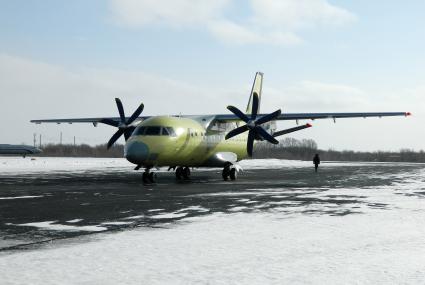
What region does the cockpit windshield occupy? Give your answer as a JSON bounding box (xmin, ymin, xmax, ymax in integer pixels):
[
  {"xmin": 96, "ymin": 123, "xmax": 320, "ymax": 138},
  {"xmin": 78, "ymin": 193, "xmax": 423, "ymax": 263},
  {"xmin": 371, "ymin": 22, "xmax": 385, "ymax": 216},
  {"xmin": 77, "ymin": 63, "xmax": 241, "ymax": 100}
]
[
  {"xmin": 145, "ymin": 126, "xmax": 161, "ymax": 136},
  {"xmin": 132, "ymin": 126, "xmax": 176, "ymax": 137}
]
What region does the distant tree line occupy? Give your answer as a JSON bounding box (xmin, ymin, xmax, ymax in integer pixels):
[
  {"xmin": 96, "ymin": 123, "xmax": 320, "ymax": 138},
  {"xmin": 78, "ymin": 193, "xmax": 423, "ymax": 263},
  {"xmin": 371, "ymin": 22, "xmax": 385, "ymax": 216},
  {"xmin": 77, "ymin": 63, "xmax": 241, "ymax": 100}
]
[
  {"xmin": 254, "ymin": 138, "xmax": 319, "ymax": 161},
  {"xmin": 254, "ymin": 138, "xmax": 425, "ymax": 163},
  {"xmin": 37, "ymin": 139, "xmax": 425, "ymax": 163},
  {"xmin": 38, "ymin": 143, "xmax": 124, "ymax": 158}
]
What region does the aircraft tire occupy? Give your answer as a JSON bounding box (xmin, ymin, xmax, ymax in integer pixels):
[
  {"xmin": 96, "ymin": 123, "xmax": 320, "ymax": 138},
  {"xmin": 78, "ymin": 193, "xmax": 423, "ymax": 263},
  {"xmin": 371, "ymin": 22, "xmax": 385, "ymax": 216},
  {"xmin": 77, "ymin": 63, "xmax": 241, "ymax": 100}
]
[
  {"xmin": 176, "ymin": 167, "xmax": 183, "ymax": 180},
  {"xmin": 142, "ymin": 172, "xmax": 150, "ymax": 184},
  {"xmin": 183, "ymin": 167, "xmax": 191, "ymax": 180},
  {"xmin": 229, "ymin": 168, "xmax": 237, "ymax": 181},
  {"xmin": 148, "ymin": 172, "xmax": 157, "ymax": 183},
  {"xmin": 222, "ymin": 168, "xmax": 230, "ymax": 181}
]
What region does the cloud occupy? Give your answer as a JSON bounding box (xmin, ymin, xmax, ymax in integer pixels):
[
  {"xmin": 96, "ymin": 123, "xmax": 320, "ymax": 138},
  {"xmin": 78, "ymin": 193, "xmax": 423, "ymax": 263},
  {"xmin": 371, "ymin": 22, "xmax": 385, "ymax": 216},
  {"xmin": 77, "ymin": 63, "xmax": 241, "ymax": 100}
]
[
  {"xmin": 251, "ymin": 0, "xmax": 357, "ymax": 29},
  {"xmin": 109, "ymin": 0, "xmax": 357, "ymax": 46},
  {"xmin": 0, "ymin": 54, "xmax": 419, "ymax": 150},
  {"xmin": 109, "ymin": 0, "xmax": 230, "ymax": 28},
  {"xmin": 285, "ymin": 81, "xmax": 368, "ymax": 110},
  {"xmin": 208, "ymin": 20, "xmax": 302, "ymax": 46},
  {"xmin": 0, "ymin": 54, "xmax": 229, "ymax": 145}
]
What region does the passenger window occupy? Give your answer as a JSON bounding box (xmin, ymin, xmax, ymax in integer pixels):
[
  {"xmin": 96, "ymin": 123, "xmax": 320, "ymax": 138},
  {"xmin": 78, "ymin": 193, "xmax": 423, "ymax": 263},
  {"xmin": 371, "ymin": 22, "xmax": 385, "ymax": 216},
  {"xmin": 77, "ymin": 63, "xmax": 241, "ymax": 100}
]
[{"xmin": 145, "ymin": 126, "xmax": 161, "ymax": 136}]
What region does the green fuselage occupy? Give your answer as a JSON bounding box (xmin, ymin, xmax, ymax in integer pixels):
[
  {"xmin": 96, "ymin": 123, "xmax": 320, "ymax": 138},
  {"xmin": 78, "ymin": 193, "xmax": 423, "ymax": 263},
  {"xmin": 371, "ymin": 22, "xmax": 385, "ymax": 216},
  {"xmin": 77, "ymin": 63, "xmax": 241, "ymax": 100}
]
[{"xmin": 124, "ymin": 116, "xmax": 249, "ymax": 168}]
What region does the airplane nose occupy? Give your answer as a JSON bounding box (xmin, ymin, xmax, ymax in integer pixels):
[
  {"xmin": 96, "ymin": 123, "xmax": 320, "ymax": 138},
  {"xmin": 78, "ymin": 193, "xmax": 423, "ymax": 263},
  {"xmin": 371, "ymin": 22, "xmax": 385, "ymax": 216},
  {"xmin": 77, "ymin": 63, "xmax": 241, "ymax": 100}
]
[{"xmin": 125, "ymin": 141, "xmax": 149, "ymax": 164}]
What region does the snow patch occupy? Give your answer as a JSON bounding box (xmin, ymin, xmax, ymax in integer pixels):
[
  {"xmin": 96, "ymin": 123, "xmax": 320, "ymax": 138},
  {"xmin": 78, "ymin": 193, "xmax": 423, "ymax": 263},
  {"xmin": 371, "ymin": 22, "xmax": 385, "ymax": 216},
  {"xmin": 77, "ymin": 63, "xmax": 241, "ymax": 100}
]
[
  {"xmin": 16, "ymin": 221, "xmax": 107, "ymax": 232},
  {"xmin": 150, "ymin": 213, "xmax": 188, "ymax": 219},
  {"xmin": 0, "ymin": 195, "xmax": 43, "ymax": 200}
]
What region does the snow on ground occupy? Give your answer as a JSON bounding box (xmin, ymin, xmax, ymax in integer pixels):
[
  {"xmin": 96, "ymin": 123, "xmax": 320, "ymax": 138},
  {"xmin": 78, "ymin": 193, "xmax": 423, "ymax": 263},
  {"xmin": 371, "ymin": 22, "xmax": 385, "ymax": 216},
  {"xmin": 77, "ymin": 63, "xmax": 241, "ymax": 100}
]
[
  {"xmin": 0, "ymin": 195, "xmax": 43, "ymax": 200},
  {"xmin": 1, "ymin": 210, "xmax": 425, "ymax": 284},
  {"xmin": 0, "ymin": 156, "xmax": 400, "ymax": 174},
  {"xmin": 0, "ymin": 157, "xmax": 133, "ymax": 174},
  {"xmin": 13, "ymin": 221, "xmax": 107, "ymax": 232},
  {"xmin": 1, "ymin": 157, "xmax": 425, "ymax": 284}
]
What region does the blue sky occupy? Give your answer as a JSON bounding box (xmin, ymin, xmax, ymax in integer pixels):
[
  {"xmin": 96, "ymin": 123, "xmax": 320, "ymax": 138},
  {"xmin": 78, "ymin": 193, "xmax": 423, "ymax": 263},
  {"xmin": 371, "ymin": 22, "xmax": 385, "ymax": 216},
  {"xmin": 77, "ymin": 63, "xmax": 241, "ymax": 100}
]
[{"xmin": 0, "ymin": 0, "xmax": 423, "ymax": 150}]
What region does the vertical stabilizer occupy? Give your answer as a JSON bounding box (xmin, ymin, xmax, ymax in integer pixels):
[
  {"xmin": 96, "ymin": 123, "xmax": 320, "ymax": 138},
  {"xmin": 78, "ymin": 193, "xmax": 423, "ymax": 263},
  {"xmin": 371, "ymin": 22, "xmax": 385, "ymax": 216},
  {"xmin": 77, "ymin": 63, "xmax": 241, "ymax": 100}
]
[{"xmin": 246, "ymin": 72, "xmax": 263, "ymax": 114}]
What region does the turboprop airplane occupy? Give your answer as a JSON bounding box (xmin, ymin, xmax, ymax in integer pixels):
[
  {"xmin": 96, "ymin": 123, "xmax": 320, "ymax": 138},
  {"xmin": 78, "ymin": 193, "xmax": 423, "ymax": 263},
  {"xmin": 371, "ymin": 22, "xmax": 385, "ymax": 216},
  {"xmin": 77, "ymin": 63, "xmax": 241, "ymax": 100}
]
[{"xmin": 31, "ymin": 72, "xmax": 411, "ymax": 183}]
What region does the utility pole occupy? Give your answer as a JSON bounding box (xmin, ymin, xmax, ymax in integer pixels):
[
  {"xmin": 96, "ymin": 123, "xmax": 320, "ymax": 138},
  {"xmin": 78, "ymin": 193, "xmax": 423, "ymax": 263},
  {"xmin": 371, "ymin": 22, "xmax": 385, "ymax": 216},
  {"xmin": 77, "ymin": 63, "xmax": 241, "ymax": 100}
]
[
  {"xmin": 73, "ymin": 136, "xmax": 77, "ymax": 157},
  {"xmin": 60, "ymin": 132, "xmax": 63, "ymax": 145},
  {"xmin": 33, "ymin": 133, "xmax": 36, "ymax": 148},
  {"xmin": 39, "ymin": 134, "xmax": 42, "ymax": 148}
]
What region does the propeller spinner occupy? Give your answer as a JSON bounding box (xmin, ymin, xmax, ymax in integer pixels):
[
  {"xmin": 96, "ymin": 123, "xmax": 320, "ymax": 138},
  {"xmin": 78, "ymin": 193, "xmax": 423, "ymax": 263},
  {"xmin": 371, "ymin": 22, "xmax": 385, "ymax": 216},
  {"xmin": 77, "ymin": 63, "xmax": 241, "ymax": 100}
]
[
  {"xmin": 100, "ymin": 98, "xmax": 144, "ymax": 149},
  {"xmin": 225, "ymin": 93, "xmax": 281, "ymax": 156}
]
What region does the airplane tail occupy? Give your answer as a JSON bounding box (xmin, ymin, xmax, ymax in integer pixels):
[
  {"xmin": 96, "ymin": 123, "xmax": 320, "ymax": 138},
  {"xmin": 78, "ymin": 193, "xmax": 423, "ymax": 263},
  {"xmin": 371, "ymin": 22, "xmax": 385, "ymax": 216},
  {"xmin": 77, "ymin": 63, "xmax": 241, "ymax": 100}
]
[{"xmin": 246, "ymin": 72, "xmax": 263, "ymax": 114}]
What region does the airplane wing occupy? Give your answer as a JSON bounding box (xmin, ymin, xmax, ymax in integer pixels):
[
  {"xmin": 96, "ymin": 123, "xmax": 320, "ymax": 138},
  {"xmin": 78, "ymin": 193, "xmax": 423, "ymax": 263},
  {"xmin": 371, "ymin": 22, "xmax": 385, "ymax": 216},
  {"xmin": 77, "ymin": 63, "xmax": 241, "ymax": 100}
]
[
  {"xmin": 30, "ymin": 116, "xmax": 150, "ymax": 126},
  {"xmin": 214, "ymin": 112, "xmax": 411, "ymax": 122},
  {"xmin": 30, "ymin": 112, "xmax": 411, "ymax": 126}
]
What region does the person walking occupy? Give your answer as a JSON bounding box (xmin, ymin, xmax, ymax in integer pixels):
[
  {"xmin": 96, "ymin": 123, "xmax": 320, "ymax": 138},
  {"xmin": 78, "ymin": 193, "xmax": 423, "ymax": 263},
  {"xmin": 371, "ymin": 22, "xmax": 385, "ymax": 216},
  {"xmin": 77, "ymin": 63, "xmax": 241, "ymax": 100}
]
[{"xmin": 313, "ymin": 153, "xmax": 320, "ymax": 173}]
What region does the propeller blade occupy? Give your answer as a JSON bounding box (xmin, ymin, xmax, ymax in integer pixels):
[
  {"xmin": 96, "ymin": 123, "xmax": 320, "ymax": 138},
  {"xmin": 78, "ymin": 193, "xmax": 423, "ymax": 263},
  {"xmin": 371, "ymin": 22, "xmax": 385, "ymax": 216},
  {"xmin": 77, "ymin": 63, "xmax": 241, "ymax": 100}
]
[
  {"xmin": 251, "ymin": 93, "xmax": 259, "ymax": 120},
  {"xmin": 256, "ymin": 126, "xmax": 279, "ymax": 144},
  {"xmin": 107, "ymin": 129, "xmax": 125, "ymax": 149},
  {"xmin": 115, "ymin": 98, "xmax": 126, "ymax": 123},
  {"xmin": 124, "ymin": 126, "xmax": 136, "ymax": 140},
  {"xmin": 99, "ymin": 118, "xmax": 119, "ymax": 127},
  {"xmin": 247, "ymin": 131, "xmax": 255, "ymax": 157},
  {"xmin": 272, "ymin": 123, "xmax": 312, "ymax": 138},
  {"xmin": 227, "ymin": 106, "xmax": 250, "ymax": 123},
  {"xmin": 126, "ymin": 103, "xmax": 144, "ymax": 125},
  {"xmin": 255, "ymin": 109, "xmax": 282, "ymax": 125},
  {"xmin": 225, "ymin": 125, "xmax": 249, "ymax": 140}
]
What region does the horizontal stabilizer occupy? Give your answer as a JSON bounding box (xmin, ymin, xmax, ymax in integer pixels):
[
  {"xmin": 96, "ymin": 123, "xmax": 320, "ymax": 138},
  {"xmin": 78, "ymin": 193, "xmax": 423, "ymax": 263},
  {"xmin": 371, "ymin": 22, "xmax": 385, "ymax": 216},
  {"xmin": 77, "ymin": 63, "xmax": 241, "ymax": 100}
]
[{"xmin": 273, "ymin": 123, "xmax": 312, "ymax": 138}]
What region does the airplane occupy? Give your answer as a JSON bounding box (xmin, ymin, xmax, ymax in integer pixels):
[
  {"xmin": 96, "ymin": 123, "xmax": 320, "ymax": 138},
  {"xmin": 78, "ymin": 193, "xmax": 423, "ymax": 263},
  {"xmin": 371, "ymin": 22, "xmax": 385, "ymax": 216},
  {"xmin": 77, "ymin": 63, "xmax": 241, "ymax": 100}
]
[
  {"xmin": 31, "ymin": 72, "xmax": 411, "ymax": 183},
  {"xmin": 0, "ymin": 144, "xmax": 42, "ymax": 158}
]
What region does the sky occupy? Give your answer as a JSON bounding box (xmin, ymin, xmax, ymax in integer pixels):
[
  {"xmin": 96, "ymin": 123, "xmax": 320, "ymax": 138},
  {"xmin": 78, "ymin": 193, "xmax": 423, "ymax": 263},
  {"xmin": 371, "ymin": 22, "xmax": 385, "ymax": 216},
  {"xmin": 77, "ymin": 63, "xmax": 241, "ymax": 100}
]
[{"xmin": 0, "ymin": 0, "xmax": 423, "ymax": 151}]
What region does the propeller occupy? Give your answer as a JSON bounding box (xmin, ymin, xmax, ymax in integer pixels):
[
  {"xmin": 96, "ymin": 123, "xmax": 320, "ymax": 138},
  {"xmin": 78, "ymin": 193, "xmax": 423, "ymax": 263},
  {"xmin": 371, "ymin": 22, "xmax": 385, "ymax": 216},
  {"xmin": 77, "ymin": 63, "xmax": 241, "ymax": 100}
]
[
  {"xmin": 225, "ymin": 93, "xmax": 281, "ymax": 156},
  {"xmin": 100, "ymin": 98, "xmax": 144, "ymax": 149}
]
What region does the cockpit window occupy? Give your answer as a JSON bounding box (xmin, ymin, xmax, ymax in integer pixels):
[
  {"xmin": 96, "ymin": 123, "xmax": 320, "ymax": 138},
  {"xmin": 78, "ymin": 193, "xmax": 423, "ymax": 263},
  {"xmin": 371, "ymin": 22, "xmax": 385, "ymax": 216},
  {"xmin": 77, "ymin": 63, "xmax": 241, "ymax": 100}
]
[
  {"xmin": 161, "ymin": 127, "xmax": 170, "ymax": 136},
  {"xmin": 165, "ymin": 127, "xmax": 176, "ymax": 137},
  {"xmin": 133, "ymin": 126, "xmax": 145, "ymax": 136},
  {"xmin": 133, "ymin": 126, "xmax": 176, "ymax": 136},
  {"xmin": 145, "ymin": 126, "xmax": 161, "ymax": 136}
]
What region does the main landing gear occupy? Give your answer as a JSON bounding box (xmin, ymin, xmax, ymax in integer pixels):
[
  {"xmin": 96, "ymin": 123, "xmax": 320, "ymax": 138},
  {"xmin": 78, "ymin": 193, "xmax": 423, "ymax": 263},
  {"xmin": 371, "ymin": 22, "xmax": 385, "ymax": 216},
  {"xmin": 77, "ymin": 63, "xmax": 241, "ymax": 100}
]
[
  {"xmin": 222, "ymin": 162, "xmax": 237, "ymax": 181},
  {"xmin": 175, "ymin": 166, "xmax": 191, "ymax": 181},
  {"xmin": 142, "ymin": 168, "xmax": 157, "ymax": 184}
]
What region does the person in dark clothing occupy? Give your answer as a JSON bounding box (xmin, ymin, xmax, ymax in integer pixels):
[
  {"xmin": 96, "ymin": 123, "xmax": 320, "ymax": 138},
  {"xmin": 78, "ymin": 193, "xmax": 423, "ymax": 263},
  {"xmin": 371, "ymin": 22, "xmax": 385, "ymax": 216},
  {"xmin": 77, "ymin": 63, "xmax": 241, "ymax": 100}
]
[{"xmin": 313, "ymin": 153, "xmax": 320, "ymax": 172}]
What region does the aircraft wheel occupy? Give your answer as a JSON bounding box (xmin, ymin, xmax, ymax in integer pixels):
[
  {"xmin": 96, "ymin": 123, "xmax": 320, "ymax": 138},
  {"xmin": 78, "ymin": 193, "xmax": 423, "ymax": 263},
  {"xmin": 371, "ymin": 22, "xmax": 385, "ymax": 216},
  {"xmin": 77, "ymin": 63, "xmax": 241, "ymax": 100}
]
[
  {"xmin": 176, "ymin": 167, "xmax": 183, "ymax": 180},
  {"xmin": 148, "ymin": 172, "xmax": 157, "ymax": 183},
  {"xmin": 229, "ymin": 168, "xmax": 237, "ymax": 181},
  {"xmin": 183, "ymin": 167, "xmax": 191, "ymax": 180},
  {"xmin": 222, "ymin": 167, "xmax": 230, "ymax": 181},
  {"xmin": 142, "ymin": 172, "xmax": 150, "ymax": 184}
]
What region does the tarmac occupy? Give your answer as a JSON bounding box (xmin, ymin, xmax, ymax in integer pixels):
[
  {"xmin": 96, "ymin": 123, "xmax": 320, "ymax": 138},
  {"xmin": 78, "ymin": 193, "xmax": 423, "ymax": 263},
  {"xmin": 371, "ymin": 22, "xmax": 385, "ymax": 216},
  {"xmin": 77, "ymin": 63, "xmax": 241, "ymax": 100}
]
[{"xmin": 1, "ymin": 159, "xmax": 423, "ymax": 252}]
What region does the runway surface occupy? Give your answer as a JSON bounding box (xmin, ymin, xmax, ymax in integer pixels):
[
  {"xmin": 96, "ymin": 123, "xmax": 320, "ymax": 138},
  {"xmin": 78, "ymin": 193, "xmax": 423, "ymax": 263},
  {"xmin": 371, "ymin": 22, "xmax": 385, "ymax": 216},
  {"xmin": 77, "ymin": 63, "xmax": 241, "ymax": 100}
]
[{"xmin": 1, "ymin": 157, "xmax": 425, "ymax": 284}]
